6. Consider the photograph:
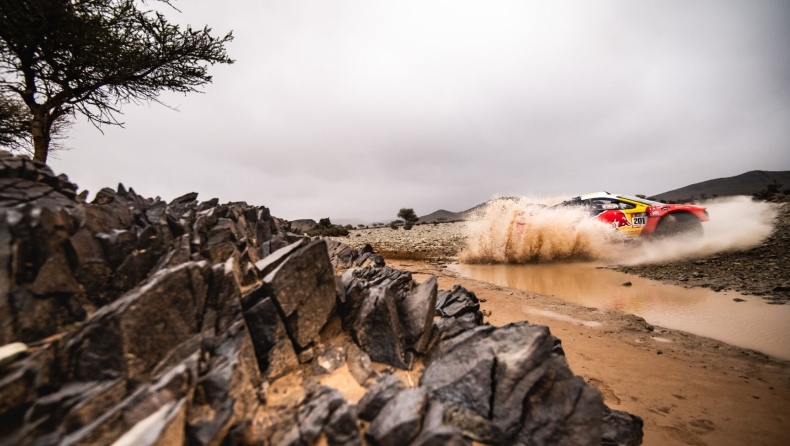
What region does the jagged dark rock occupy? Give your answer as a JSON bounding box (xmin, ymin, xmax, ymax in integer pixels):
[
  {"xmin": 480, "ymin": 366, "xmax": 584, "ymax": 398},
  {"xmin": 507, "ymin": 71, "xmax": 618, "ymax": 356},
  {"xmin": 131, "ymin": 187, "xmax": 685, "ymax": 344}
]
[
  {"xmin": 278, "ymin": 386, "xmax": 359, "ymax": 446},
  {"xmin": 357, "ymin": 374, "xmax": 406, "ymax": 421},
  {"xmin": 261, "ymin": 240, "xmax": 336, "ymax": 348},
  {"xmin": 412, "ymin": 401, "xmax": 472, "ymax": 446},
  {"xmin": 240, "ymin": 287, "xmax": 299, "ymax": 379},
  {"xmin": 422, "ymin": 321, "xmax": 606, "ymax": 445},
  {"xmin": 602, "ymin": 406, "xmax": 645, "ymax": 446},
  {"xmin": 436, "ymin": 285, "xmax": 482, "ymax": 321},
  {"xmin": 351, "ymin": 285, "xmax": 412, "ymax": 369},
  {"xmin": 398, "ymin": 276, "xmax": 437, "ymax": 353},
  {"xmin": 0, "ymin": 150, "xmax": 642, "ymax": 446},
  {"xmin": 366, "ymin": 387, "xmax": 429, "ymax": 446}
]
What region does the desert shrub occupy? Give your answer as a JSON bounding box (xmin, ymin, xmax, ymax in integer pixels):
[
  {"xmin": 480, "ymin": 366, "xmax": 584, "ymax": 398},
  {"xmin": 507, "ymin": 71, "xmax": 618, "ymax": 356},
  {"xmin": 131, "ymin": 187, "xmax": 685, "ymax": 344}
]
[
  {"xmin": 397, "ymin": 208, "xmax": 419, "ymax": 225},
  {"xmin": 305, "ymin": 217, "xmax": 349, "ymax": 237},
  {"xmin": 404, "ymin": 223, "xmax": 413, "ymax": 230},
  {"xmin": 754, "ymin": 181, "xmax": 784, "ymax": 201}
]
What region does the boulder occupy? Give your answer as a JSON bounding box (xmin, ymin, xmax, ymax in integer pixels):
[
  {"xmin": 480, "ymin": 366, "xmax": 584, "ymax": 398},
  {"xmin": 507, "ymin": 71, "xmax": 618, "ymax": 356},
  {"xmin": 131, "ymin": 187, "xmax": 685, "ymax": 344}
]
[
  {"xmin": 187, "ymin": 321, "xmax": 262, "ymax": 446},
  {"xmin": 398, "ymin": 276, "xmax": 437, "ymax": 353},
  {"xmin": 357, "ymin": 374, "xmax": 406, "ymax": 421},
  {"xmin": 421, "ymin": 333, "xmax": 495, "ymax": 419},
  {"xmin": 326, "ymin": 238, "xmax": 357, "ymax": 269},
  {"xmin": 278, "ymin": 386, "xmax": 358, "ymax": 446},
  {"xmin": 65, "ymin": 227, "xmax": 112, "ymax": 299},
  {"xmin": 366, "ymin": 387, "xmax": 428, "ymax": 446},
  {"xmin": 262, "ymin": 240, "xmax": 336, "ymax": 348},
  {"xmin": 354, "ymin": 266, "xmax": 413, "ymax": 296},
  {"xmin": 436, "ymin": 285, "xmax": 481, "ymax": 320},
  {"xmin": 289, "ymin": 219, "xmax": 318, "ymax": 234},
  {"xmin": 351, "ymin": 286, "xmax": 411, "ymax": 369},
  {"xmin": 61, "ymin": 261, "xmax": 209, "ymax": 382},
  {"xmin": 411, "ymin": 401, "xmax": 471, "ymax": 446},
  {"xmin": 239, "ymin": 290, "xmax": 298, "ymax": 379},
  {"xmin": 253, "ymin": 239, "xmax": 305, "ymax": 278},
  {"xmin": 602, "ymin": 406, "xmax": 644, "ymax": 446},
  {"xmin": 324, "ymin": 402, "xmax": 361, "ymax": 446},
  {"xmin": 422, "ymin": 321, "xmax": 606, "ymax": 446}
]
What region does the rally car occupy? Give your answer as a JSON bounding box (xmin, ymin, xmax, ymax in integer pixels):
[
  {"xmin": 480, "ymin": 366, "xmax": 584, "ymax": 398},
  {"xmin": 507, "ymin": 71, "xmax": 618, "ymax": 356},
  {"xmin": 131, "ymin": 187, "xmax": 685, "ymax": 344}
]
[{"xmin": 555, "ymin": 192, "xmax": 709, "ymax": 237}]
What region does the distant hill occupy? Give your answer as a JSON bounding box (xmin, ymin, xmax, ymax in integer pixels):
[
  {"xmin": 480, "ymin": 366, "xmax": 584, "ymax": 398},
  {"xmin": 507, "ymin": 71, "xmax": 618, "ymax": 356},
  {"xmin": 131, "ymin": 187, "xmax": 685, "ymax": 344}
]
[
  {"xmin": 651, "ymin": 170, "xmax": 790, "ymax": 202},
  {"xmin": 418, "ymin": 197, "xmax": 520, "ymax": 222},
  {"xmin": 417, "ymin": 209, "xmax": 462, "ymax": 223}
]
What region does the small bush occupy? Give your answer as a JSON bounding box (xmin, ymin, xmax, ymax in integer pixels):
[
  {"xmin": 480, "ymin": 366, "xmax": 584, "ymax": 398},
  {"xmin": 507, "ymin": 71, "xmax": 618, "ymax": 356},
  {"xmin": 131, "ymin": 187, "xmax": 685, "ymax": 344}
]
[
  {"xmin": 305, "ymin": 217, "xmax": 349, "ymax": 237},
  {"xmin": 754, "ymin": 181, "xmax": 784, "ymax": 201},
  {"xmin": 397, "ymin": 208, "xmax": 419, "ymax": 226},
  {"xmin": 404, "ymin": 223, "xmax": 413, "ymax": 230}
]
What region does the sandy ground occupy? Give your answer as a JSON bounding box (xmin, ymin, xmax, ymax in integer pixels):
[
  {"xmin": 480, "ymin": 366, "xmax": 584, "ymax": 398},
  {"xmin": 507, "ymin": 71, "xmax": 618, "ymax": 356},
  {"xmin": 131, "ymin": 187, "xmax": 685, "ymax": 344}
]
[{"xmin": 387, "ymin": 259, "xmax": 790, "ymax": 446}]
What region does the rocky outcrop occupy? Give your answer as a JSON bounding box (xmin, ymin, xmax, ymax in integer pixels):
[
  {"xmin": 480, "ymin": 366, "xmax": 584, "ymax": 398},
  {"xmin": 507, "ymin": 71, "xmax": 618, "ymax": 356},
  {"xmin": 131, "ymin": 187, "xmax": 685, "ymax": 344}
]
[
  {"xmin": 0, "ymin": 150, "xmax": 642, "ymax": 445},
  {"xmin": 288, "ymin": 219, "xmax": 318, "ymax": 234}
]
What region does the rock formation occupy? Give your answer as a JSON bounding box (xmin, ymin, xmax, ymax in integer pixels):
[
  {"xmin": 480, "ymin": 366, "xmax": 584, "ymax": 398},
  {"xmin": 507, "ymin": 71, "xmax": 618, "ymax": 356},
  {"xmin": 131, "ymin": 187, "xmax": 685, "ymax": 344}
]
[{"xmin": 0, "ymin": 150, "xmax": 642, "ymax": 445}]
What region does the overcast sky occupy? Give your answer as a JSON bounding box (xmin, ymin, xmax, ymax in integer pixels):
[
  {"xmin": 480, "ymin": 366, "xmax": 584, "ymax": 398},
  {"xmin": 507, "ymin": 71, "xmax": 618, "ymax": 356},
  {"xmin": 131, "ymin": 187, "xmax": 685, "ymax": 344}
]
[{"xmin": 49, "ymin": 0, "xmax": 790, "ymax": 222}]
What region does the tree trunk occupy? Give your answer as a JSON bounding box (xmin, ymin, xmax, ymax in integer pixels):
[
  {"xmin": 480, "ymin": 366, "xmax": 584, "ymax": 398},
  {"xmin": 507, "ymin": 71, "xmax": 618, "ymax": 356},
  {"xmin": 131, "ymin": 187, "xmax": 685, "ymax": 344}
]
[{"xmin": 31, "ymin": 113, "xmax": 50, "ymax": 164}]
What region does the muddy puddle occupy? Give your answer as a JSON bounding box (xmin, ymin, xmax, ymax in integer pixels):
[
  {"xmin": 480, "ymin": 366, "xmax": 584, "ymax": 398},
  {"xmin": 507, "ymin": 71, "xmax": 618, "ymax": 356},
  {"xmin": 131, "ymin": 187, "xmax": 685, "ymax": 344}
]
[{"xmin": 450, "ymin": 263, "xmax": 790, "ymax": 360}]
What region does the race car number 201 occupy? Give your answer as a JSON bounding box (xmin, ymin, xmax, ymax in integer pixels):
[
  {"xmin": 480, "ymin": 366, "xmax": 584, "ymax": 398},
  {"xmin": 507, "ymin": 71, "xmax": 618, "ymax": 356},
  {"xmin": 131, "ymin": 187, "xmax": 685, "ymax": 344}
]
[{"xmin": 632, "ymin": 215, "xmax": 647, "ymax": 226}]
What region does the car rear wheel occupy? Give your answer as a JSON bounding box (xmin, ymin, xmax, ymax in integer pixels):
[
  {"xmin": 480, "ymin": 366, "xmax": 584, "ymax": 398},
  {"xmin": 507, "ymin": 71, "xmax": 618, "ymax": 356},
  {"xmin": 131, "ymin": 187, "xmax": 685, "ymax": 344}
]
[{"xmin": 653, "ymin": 212, "xmax": 703, "ymax": 239}]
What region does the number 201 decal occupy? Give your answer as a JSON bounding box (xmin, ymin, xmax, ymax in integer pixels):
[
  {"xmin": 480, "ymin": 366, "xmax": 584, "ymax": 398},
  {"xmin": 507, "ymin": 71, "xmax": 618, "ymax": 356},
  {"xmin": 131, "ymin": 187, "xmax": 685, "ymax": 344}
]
[{"xmin": 632, "ymin": 216, "xmax": 647, "ymax": 226}]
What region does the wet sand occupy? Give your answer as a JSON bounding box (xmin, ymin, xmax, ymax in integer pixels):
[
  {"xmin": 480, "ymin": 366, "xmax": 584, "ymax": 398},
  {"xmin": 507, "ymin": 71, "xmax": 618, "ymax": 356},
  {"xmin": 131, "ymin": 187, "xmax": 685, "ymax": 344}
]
[{"xmin": 390, "ymin": 260, "xmax": 790, "ymax": 446}]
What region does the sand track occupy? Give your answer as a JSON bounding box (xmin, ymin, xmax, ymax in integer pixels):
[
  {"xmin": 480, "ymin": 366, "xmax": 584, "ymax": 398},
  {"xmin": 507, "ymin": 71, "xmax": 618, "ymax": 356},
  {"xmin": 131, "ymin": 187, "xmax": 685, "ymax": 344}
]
[{"xmin": 391, "ymin": 259, "xmax": 790, "ymax": 446}]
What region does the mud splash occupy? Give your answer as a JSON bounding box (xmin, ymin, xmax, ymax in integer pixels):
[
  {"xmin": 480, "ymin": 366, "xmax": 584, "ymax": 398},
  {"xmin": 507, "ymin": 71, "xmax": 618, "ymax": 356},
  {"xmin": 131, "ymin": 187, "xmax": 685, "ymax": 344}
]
[
  {"xmin": 460, "ymin": 197, "xmax": 624, "ymax": 263},
  {"xmin": 460, "ymin": 196, "xmax": 778, "ymax": 265}
]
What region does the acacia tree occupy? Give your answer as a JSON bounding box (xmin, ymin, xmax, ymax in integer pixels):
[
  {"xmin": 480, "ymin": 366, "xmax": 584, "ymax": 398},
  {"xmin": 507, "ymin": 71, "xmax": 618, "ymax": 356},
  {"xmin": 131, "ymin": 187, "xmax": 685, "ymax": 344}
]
[
  {"xmin": 0, "ymin": 92, "xmax": 70, "ymax": 156},
  {"xmin": 397, "ymin": 208, "xmax": 419, "ymax": 229},
  {"xmin": 0, "ymin": 93, "xmax": 29, "ymax": 151},
  {"xmin": 0, "ymin": 0, "xmax": 233, "ymax": 163}
]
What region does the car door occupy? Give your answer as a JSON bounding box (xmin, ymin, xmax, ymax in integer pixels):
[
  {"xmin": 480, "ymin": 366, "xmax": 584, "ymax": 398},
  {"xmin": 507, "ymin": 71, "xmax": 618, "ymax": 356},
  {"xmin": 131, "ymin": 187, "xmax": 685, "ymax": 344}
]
[
  {"xmin": 590, "ymin": 198, "xmax": 631, "ymax": 230},
  {"xmin": 615, "ymin": 198, "xmax": 649, "ymax": 235}
]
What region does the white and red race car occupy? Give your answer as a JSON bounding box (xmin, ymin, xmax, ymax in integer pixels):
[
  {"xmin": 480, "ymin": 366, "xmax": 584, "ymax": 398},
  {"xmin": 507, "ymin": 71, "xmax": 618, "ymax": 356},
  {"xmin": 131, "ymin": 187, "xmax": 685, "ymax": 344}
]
[{"xmin": 554, "ymin": 192, "xmax": 709, "ymax": 237}]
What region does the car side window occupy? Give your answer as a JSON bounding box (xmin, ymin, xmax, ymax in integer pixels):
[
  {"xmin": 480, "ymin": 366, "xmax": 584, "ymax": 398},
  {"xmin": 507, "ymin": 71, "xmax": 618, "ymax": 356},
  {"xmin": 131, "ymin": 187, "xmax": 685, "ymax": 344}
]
[
  {"xmin": 588, "ymin": 199, "xmax": 618, "ymax": 215},
  {"xmin": 617, "ymin": 201, "xmax": 636, "ymax": 210}
]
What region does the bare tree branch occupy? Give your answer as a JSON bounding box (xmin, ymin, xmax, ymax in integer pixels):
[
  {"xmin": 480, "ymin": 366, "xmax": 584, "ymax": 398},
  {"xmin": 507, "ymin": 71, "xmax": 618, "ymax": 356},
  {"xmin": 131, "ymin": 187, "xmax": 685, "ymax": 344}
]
[{"xmin": 0, "ymin": 0, "xmax": 234, "ymax": 162}]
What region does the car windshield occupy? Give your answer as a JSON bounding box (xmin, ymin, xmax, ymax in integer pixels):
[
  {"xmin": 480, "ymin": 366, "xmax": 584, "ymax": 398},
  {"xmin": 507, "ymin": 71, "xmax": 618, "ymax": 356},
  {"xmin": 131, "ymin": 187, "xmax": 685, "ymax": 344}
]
[{"xmin": 617, "ymin": 195, "xmax": 664, "ymax": 206}]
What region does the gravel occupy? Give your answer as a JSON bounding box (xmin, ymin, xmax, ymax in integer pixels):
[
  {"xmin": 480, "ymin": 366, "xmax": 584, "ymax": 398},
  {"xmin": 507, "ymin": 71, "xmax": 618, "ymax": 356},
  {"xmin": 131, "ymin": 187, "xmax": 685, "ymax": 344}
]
[{"xmin": 332, "ymin": 222, "xmax": 467, "ymax": 259}]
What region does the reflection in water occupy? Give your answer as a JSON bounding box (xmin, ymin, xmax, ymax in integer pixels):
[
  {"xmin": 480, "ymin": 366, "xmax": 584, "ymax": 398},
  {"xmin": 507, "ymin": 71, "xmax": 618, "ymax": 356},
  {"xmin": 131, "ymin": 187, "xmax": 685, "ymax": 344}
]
[{"xmin": 452, "ymin": 263, "xmax": 790, "ymax": 360}]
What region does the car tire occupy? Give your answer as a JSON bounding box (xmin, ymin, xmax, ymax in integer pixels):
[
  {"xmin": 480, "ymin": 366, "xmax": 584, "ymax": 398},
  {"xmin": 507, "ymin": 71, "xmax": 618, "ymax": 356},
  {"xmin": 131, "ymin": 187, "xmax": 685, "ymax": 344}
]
[{"xmin": 653, "ymin": 212, "xmax": 703, "ymax": 239}]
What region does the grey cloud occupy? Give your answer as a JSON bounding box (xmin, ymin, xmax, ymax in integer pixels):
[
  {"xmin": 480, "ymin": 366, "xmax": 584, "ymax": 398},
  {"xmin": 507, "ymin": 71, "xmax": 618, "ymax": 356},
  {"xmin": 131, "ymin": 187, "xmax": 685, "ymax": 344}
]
[{"xmin": 50, "ymin": 0, "xmax": 790, "ymax": 221}]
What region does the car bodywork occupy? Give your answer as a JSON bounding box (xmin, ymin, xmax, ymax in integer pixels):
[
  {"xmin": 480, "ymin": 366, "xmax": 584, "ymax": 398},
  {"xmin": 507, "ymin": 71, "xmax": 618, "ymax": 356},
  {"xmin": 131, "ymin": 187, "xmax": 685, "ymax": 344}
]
[{"xmin": 556, "ymin": 192, "xmax": 709, "ymax": 236}]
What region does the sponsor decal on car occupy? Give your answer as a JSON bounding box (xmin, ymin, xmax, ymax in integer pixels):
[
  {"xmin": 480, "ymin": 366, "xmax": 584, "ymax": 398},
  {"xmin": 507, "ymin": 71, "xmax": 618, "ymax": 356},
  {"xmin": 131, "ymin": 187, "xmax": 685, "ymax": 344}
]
[{"xmin": 630, "ymin": 213, "xmax": 648, "ymax": 227}]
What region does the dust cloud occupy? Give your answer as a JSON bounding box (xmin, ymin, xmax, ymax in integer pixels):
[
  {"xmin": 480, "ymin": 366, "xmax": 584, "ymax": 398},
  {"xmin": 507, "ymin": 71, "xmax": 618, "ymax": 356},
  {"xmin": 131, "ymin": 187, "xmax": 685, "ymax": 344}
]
[
  {"xmin": 460, "ymin": 196, "xmax": 778, "ymax": 265},
  {"xmin": 618, "ymin": 196, "xmax": 777, "ymax": 265}
]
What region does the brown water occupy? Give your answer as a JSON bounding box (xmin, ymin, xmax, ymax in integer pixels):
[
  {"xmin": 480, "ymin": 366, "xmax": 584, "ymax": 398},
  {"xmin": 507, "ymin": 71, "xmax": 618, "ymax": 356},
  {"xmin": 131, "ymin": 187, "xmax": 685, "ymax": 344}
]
[{"xmin": 451, "ymin": 263, "xmax": 790, "ymax": 360}]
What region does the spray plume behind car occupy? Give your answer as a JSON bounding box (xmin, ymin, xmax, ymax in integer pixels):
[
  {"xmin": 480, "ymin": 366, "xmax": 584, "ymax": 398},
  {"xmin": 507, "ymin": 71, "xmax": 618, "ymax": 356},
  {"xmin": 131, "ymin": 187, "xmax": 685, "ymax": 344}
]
[{"xmin": 460, "ymin": 195, "xmax": 777, "ymax": 265}]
